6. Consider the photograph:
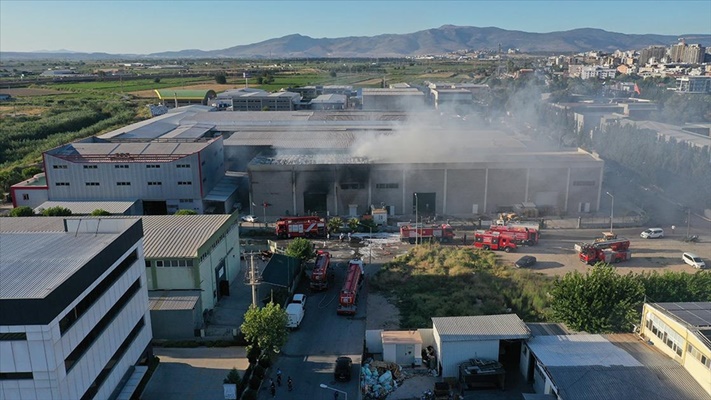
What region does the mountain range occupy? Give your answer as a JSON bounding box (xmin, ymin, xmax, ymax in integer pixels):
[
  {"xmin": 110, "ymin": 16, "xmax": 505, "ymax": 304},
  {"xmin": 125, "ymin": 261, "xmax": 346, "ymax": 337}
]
[{"xmin": 3, "ymin": 25, "xmax": 710, "ymax": 60}]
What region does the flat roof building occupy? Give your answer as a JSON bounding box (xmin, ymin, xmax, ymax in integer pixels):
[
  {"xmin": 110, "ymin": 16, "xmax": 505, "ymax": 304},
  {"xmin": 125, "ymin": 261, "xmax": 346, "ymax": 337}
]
[{"xmin": 0, "ymin": 218, "xmax": 152, "ymax": 400}]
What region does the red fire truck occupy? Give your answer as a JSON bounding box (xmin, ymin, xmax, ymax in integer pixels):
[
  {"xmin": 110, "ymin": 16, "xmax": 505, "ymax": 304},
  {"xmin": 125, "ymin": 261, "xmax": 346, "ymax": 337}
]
[
  {"xmin": 275, "ymin": 216, "xmax": 327, "ymax": 239},
  {"xmin": 472, "ymin": 230, "xmax": 518, "ymax": 252},
  {"xmin": 575, "ymin": 237, "xmax": 631, "ymax": 265},
  {"xmin": 399, "ymin": 223, "xmax": 455, "ymax": 244},
  {"xmin": 310, "ymin": 250, "xmax": 332, "ymax": 291},
  {"xmin": 489, "ymin": 225, "xmax": 539, "ymax": 245},
  {"xmin": 337, "ymin": 259, "xmax": 365, "ymax": 315}
]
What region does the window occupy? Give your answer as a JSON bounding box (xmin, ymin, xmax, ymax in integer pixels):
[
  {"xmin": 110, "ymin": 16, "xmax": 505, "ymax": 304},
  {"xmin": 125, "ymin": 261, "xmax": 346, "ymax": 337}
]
[
  {"xmin": 376, "ymin": 183, "xmax": 399, "ymax": 189},
  {"xmin": 22, "ymin": 194, "xmax": 29, "ymax": 200},
  {"xmin": 146, "ymin": 164, "xmax": 161, "ymax": 169},
  {"xmin": 177, "ymin": 164, "xmax": 190, "ymax": 168},
  {"xmin": 114, "ymin": 164, "xmax": 129, "ymax": 169},
  {"xmin": 83, "ymin": 165, "xmax": 98, "ymax": 169},
  {"xmin": 53, "ymin": 165, "xmax": 68, "ymax": 169},
  {"xmin": 0, "ymin": 372, "xmax": 33, "ymax": 380},
  {"xmin": 55, "ymin": 182, "xmax": 70, "ymax": 186},
  {"xmin": 145, "ymin": 260, "xmax": 151, "ymax": 268},
  {"xmin": 0, "ymin": 333, "xmax": 27, "ymax": 341},
  {"xmin": 116, "ymin": 182, "xmax": 131, "ymax": 186},
  {"xmin": 179, "ymin": 199, "xmax": 192, "ymax": 203},
  {"xmin": 85, "ymin": 182, "xmax": 100, "ymax": 186},
  {"xmin": 64, "ymin": 279, "xmax": 141, "ymax": 372},
  {"xmin": 155, "ymin": 260, "xmax": 164, "ymax": 267},
  {"xmin": 148, "ymin": 182, "xmax": 162, "ymax": 186},
  {"xmin": 161, "ymin": 259, "xmax": 194, "ymax": 267},
  {"xmin": 340, "ymin": 183, "xmax": 365, "ymax": 190},
  {"xmin": 178, "ymin": 181, "xmax": 192, "ymax": 185}
]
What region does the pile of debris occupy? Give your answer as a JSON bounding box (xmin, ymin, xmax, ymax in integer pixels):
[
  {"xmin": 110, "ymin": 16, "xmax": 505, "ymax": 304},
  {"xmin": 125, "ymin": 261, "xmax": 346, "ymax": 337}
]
[{"xmin": 361, "ymin": 360, "xmax": 405, "ymax": 399}]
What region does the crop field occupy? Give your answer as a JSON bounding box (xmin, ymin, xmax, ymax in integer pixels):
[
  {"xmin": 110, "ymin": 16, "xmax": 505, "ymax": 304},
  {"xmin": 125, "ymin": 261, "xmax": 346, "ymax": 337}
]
[
  {"xmin": 48, "ymin": 77, "xmax": 212, "ymax": 92},
  {"xmin": 0, "ymin": 88, "xmax": 66, "ymax": 96}
]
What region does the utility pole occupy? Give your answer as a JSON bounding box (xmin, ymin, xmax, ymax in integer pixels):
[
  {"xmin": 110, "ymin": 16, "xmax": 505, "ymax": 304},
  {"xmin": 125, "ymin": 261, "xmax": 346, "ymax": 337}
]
[
  {"xmin": 686, "ymin": 207, "xmax": 691, "ymax": 238},
  {"xmin": 246, "ymin": 254, "xmax": 261, "ymax": 307}
]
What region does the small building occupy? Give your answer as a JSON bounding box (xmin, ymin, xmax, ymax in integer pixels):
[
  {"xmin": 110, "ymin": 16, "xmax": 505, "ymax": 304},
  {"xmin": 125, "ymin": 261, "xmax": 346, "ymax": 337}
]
[
  {"xmin": 431, "ymin": 88, "xmax": 473, "ymax": 111},
  {"xmin": 214, "ymin": 89, "xmax": 301, "ymax": 111},
  {"xmin": 641, "ymin": 302, "xmax": 711, "ymax": 396},
  {"xmin": 10, "ymin": 173, "xmax": 48, "ymax": 209},
  {"xmin": 154, "ymin": 89, "xmax": 217, "ymax": 107},
  {"xmin": 310, "ymin": 94, "xmax": 347, "ymax": 110},
  {"xmin": 361, "ymin": 88, "xmax": 426, "ymax": 111},
  {"xmin": 382, "ymin": 330, "xmax": 423, "ymax": 366},
  {"xmin": 432, "ymin": 314, "xmax": 530, "ymax": 378},
  {"xmin": 148, "ymin": 291, "xmax": 203, "ymax": 339},
  {"xmin": 34, "ymin": 200, "xmax": 142, "ymax": 215}
]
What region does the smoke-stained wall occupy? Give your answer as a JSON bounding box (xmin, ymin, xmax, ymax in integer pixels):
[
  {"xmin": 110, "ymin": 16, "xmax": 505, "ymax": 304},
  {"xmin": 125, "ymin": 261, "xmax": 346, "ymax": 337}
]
[{"xmin": 445, "ymin": 169, "xmax": 487, "ymax": 214}]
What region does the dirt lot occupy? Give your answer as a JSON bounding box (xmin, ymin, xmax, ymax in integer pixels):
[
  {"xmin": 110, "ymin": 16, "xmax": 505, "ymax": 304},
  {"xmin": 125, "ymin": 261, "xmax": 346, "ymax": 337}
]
[{"xmin": 491, "ymin": 227, "xmax": 711, "ymax": 276}]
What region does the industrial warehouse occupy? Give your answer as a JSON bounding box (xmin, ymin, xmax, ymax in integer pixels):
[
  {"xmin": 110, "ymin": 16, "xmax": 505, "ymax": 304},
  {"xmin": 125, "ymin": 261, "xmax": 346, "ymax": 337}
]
[{"xmin": 12, "ymin": 94, "xmax": 604, "ymax": 218}]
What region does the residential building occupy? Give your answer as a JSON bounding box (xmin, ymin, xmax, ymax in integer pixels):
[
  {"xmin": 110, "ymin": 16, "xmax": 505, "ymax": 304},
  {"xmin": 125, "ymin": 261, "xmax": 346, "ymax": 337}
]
[
  {"xmin": 580, "ymin": 66, "xmax": 617, "ymax": 80},
  {"xmin": 639, "ymin": 46, "xmax": 668, "ymax": 66},
  {"xmin": 0, "ymin": 218, "xmax": 152, "ymax": 400},
  {"xmin": 676, "ymin": 76, "xmax": 711, "ymax": 94}
]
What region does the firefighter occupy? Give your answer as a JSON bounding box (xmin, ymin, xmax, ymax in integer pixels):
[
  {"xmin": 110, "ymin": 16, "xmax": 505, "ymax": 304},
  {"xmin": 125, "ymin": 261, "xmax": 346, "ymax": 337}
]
[{"xmin": 287, "ymin": 376, "xmax": 293, "ymax": 391}]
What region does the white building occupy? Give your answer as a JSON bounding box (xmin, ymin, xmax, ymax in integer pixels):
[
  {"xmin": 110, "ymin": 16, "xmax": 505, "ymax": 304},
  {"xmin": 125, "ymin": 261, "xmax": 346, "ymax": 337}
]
[
  {"xmin": 676, "ymin": 76, "xmax": 711, "ymax": 94},
  {"xmin": 361, "ymin": 88, "xmax": 426, "ymax": 111},
  {"xmin": 432, "ymin": 314, "xmax": 530, "ymax": 378},
  {"xmin": 0, "ymin": 218, "xmax": 152, "ymax": 400},
  {"xmin": 214, "ymin": 89, "xmax": 301, "ymax": 111},
  {"xmin": 580, "ymin": 66, "xmax": 617, "ymax": 80}
]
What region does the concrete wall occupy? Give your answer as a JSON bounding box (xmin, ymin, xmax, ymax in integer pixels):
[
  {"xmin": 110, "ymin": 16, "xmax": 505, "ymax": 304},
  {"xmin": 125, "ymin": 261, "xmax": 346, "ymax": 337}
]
[
  {"xmin": 439, "ymin": 340, "xmax": 500, "ymax": 378},
  {"xmin": 149, "ymin": 306, "xmax": 201, "ymax": 340}
]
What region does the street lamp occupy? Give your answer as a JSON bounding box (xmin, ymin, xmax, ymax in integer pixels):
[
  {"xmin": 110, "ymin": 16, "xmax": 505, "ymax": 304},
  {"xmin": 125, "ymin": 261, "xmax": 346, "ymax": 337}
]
[
  {"xmin": 319, "ymin": 383, "xmax": 347, "ymax": 400},
  {"xmin": 606, "ymin": 192, "xmax": 614, "ymax": 234},
  {"xmin": 414, "ymin": 192, "xmax": 419, "ymax": 246}
]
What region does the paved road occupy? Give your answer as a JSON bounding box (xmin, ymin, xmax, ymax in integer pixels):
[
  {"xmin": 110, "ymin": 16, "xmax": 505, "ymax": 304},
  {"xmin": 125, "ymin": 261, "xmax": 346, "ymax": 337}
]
[{"xmin": 259, "ymin": 255, "xmax": 367, "ymax": 400}]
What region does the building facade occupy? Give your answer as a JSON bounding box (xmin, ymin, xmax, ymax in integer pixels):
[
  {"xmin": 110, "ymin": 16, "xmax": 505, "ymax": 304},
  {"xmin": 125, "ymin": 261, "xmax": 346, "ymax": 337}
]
[{"xmin": 0, "ymin": 218, "xmax": 151, "ymax": 400}]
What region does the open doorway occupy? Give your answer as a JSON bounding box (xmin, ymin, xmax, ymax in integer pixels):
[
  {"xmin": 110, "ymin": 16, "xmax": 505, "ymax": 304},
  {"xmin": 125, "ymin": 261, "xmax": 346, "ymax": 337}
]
[{"xmin": 412, "ymin": 192, "xmax": 436, "ymax": 216}]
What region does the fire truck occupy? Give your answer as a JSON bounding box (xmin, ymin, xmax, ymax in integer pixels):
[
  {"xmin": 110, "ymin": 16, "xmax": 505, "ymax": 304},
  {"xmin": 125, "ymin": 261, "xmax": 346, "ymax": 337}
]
[
  {"xmin": 489, "ymin": 225, "xmax": 539, "ymax": 245},
  {"xmin": 337, "ymin": 259, "xmax": 365, "ymax": 315},
  {"xmin": 275, "ymin": 216, "xmax": 327, "ymax": 239},
  {"xmin": 574, "ymin": 237, "xmax": 631, "ymax": 265},
  {"xmin": 310, "ymin": 250, "xmax": 332, "ymax": 291},
  {"xmin": 399, "ymin": 224, "xmax": 455, "ymax": 244},
  {"xmin": 472, "ymin": 230, "xmax": 518, "ymax": 252}
]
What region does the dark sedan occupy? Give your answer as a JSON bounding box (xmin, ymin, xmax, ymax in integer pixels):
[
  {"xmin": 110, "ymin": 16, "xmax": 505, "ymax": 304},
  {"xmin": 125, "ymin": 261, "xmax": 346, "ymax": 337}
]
[{"xmin": 515, "ymin": 255, "xmax": 537, "ymax": 268}]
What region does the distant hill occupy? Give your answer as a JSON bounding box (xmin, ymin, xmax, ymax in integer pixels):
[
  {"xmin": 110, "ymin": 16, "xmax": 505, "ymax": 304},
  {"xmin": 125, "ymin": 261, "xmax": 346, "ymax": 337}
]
[{"xmin": 3, "ymin": 25, "xmax": 710, "ymax": 60}]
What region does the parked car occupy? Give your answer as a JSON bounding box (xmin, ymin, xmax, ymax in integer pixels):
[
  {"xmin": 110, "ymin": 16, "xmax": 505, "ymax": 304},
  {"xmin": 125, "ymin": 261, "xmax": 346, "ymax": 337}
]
[
  {"xmin": 290, "ymin": 293, "xmax": 307, "ymax": 310},
  {"xmin": 640, "ymin": 228, "xmax": 664, "ymax": 239},
  {"xmin": 241, "ymin": 215, "xmax": 258, "ymax": 223},
  {"xmin": 682, "ymin": 252, "xmax": 706, "ymax": 269},
  {"xmin": 515, "ymin": 255, "xmax": 537, "ymax": 268},
  {"xmin": 334, "ymin": 356, "xmax": 353, "ymax": 381},
  {"xmin": 286, "ymin": 303, "xmax": 304, "ymax": 329}
]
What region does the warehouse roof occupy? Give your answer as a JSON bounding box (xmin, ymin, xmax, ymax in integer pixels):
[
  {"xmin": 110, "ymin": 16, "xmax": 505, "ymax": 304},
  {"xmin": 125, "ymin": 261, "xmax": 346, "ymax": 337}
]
[
  {"xmin": 47, "ymin": 138, "xmax": 217, "ymax": 161},
  {"xmin": 251, "ymin": 153, "xmax": 369, "ymax": 165},
  {"xmin": 528, "ymin": 334, "xmax": 711, "ymax": 400},
  {"xmin": 648, "ymin": 302, "xmax": 711, "ymax": 328},
  {"xmin": 382, "ymin": 330, "xmax": 423, "ymax": 345},
  {"xmin": 149, "ymin": 292, "xmax": 200, "ymax": 311},
  {"xmin": 154, "ymin": 89, "xmax": 216, "ymax": 101},
  {"xmin": 0, "ymin": 215, "xmax": 237, "ymax": 259},
  {"xmin": 432, "ymin": 314, "xmax": 530, "ymax": 341},
  {"xmin": 310, "ymin": 94, "xmax": 347, "ymax": 104},
  {"xmin": 140, "ymin": 215, "xmax": 236, "ymax": 259},
  {"xmin": 34, "ymin": 200, "xmax": 138, "ymax": 215},
  {"xmin": 0, "ymin": 218, "xmax": 139, "ymax": 300}
]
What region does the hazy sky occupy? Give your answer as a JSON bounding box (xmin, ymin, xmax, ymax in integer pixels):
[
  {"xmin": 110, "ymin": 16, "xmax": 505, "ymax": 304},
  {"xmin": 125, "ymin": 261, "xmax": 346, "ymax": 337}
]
[{"xmin": 1, "ymin": 0, "xmax": 710, "ymax": 54}]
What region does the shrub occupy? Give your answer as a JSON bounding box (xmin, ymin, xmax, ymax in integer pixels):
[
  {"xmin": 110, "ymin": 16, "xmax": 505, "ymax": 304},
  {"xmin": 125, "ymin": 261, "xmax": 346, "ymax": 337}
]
[
  {"xmin": 224, "ymin": 367, "xmax": 241, "ymax": 385},
  {"xmin": 9, "ymin": 206, "xmax": 34, "ymax": 217}
]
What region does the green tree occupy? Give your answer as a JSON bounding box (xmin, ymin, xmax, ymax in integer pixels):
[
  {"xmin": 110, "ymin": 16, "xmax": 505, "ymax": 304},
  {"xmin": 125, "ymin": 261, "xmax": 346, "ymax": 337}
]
[
  {"xmin": 153, "ymin": 77, "xmax": 161, "ymax": 84},
  {"xmin": 90, "ymin": 209, "xmax": 111, "ymax": 216},
  {"xmin": 327, "ymin": 217, "xmax": 344, "ymax": 233},
  {"xmin": 347, "ymin": 217, "xmax": 359, "ymax": 232},
  {"xmin": 329, "ymin": 70, "xmax": 337, "ymax": 78},
  {"xmin": 42, "ymin": 206, "xmax": 72, "ymax": 216},
  {"xmin": 175, "ymin": 209, "xmax": 197, "ymax": 215},
  {"xmin": 9, "ymin": 206, "xmax": 34, "ymax": 217},
  {"xmin": 223, "ymin": 367, "xmax": 241, "ymax": 385},
  {"xmin": 240, "ymin": 303, "xmax": 288, "ymax": 354},
  {"xmin": 215, "ymin": 73, "xmax": 227, "ymax": 84},
  {"xmin": 550, "ymin": 264, "xmax": 644, "ymax": 333},
  {"xmin": 285, "ymin": 237, "xmax": 314, "ymax": 262}
]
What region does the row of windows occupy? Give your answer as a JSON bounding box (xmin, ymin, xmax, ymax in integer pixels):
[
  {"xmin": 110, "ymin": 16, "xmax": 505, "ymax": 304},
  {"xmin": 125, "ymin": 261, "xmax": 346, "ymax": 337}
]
[
  {"xmin": 687, "ymin": 343, "xmax": 711, "ymax": 369},
  {"xmin": 83, "ymin": 165, "xmax": 98, "ymax": 169},
  {"xmin": 177, "ymin": 164, "xmax": 190, "ymax": 168},
  {"xmin": 376, "ymin": 183, "xmax": 399, "ymax": 189},
  {"xmin": 146, "ymin": 165, "xmax": 161, "ymax": 169},
  {"xmin": 572, "ymin": 180, "xmax": 596, "ymax": 186},
  {"xmin": 645, "ymin": 317, "xmax": 683, "ymax": 357},
  {"xmin": 86, "ymin": 182, "xmax": 100, "ymax": 186},
  {"xmin": 64, "ymin": 279, "xmax": 141, "ymax": 372},
  {"xmin": 154, "ymin": 259, "xmax": 194, "ymax": 268},
  {"xmin": 340, "ymin": 183, "xmax": 365, "ymax": 190},
  {"xmin": 56, "ymin": 182, "xmax": 70, "ymax": 186},
  {"xmin": 53, "ymin": 163, "xmax": 192, "ymax": 170},
  {"xmin": 53, "ymin": 165, "xmax": 68, "ymax": 169},
  {"xmin": 115, "ymin": 165, "xmax": 129, "ymax": 169},
  {"xmin": 148, "ymin": 182, "xmax": 162, "ymax": 186},
  {"xmin": 117, "ymin": 182, "xmax": 131, "ymax": 186},
  {"xmin": 71, "ymin": 181, "xmax": 195, "ymax": 187},
  {"xmin": 79, "ymin": 317, "xmax": 145, "ymax": 400},
  {"xmin": 178, "ymin": 181, "xmax": 192, "ymax": 185},
  {"xmin": 179, "ymin": 199, "xmax": 193, "ymax": 203},
  {"xmin": 58, "ymin": 250, "xmax": 138, "ymax": 335}
]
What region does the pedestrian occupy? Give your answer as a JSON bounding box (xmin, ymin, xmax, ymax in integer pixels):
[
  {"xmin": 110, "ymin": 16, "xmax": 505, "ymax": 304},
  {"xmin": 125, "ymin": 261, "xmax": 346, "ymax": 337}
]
[
  {"xmin": 334, "ymin": 391, "xmax": 339, "ymax": 400},
  {"xmin": 671, "ymin": 225, "xmax": 676, "ymax": 235},
  {"xmin": 327, "ymin": 232, "xmax": 331, "ymax": 240},
  {"xmin": 463, "ymin": 233, "xmax": 467, "ymax": 245},
  {"xmin": 276, "ymin": 368, "xmax": 282, "ymax": 386},
  {"xmin": 347, "ymin": 232, "xmax": 352, "ymax": 241},
  {"xmin": 287, "ymin": 376, "xmax": 293, "ymax": 392},
  {"xmin": 339, "ymin": 233, "xmax": 344, "ymax": 242},
  {"xmin": 270, "ymin": 381, "xmax": 276, "ymax": 397}
]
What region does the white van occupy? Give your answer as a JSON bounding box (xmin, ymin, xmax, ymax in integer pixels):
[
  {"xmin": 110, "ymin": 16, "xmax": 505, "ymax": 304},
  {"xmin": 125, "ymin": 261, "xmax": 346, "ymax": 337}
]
[
  {"xmin": 286, "ymin": 303, "xmax": 304, "ymax": 328},
  {"xmin": 640, "ymin": 228, "xmax": 664, "ymax": 239},
  {"xmin": 682, "ymin": 252, "xmax": 706, "ymax": 269}
]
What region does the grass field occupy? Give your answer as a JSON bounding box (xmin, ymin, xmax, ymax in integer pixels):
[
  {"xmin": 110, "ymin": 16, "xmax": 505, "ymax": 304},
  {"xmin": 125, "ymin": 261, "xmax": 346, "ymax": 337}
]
[{"xmin": 48, "ymin": 77, "xmax": 212, "ymax": 93}]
